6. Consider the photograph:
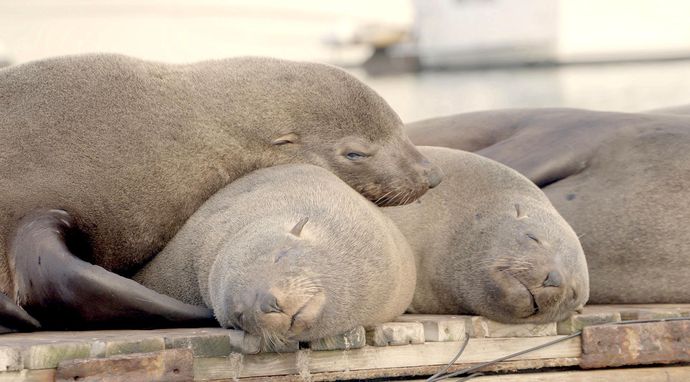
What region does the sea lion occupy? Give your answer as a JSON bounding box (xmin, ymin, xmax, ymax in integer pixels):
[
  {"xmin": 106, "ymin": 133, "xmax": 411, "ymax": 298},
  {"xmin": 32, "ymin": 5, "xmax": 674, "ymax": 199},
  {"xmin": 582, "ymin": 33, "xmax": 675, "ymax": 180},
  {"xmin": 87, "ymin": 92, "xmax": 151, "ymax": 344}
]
[
  {"xmin": 132, "ymin": 164, "xmax": 416, "ymax": 345},
  {"xmin": 406, "ymin": 108, "xmax": 690, "ymax": 303},
  {"xmin": 649, "ymin": 104, "xmax": 690, "ymax": 116},
  {"xmin": 0, "ymin": 54, "xmax": 440, "ymax": 330},
  {"xmin": 383, "ymin": 146, "xmax": 588, "ymax": 323}
]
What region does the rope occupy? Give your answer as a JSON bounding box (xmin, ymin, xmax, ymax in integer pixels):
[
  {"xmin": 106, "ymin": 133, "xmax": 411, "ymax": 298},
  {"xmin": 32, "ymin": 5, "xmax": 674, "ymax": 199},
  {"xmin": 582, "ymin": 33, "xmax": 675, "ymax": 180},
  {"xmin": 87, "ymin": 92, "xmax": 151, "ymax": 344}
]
[{"xmin": 426, "ymin": 316, "xmax": 690, "ymax": 382}]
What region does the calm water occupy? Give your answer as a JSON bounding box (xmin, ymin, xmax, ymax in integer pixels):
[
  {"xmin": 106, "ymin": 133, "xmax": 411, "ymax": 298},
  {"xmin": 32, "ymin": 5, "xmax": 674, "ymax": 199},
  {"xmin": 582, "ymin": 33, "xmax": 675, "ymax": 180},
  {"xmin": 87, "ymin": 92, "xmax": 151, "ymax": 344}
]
[{"xmin": 355, "ymin": 60, "xmax": 690, "ymax": 123}]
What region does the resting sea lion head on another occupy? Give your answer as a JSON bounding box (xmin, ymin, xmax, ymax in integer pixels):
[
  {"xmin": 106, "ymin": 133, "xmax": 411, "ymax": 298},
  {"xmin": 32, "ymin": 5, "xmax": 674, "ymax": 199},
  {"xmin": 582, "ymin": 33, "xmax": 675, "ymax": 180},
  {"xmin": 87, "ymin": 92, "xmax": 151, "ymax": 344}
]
[
  {"xmin": 207, "ymin": 212, "xmax": 415, "ymax": 345},
  {"xmin": 134, "ymin": 164, "xmax": 416, "ymax": 346},
  {"xmin": 384, "ymin": 147, "xmax": 589, "ymax": 324},
  {"xmin": 206, "ymin": 217, "xmax": 393, "ymax": 346},
  {"xmin": 252, "ymin": 60, "xmax": 443, "ymax": 205}
]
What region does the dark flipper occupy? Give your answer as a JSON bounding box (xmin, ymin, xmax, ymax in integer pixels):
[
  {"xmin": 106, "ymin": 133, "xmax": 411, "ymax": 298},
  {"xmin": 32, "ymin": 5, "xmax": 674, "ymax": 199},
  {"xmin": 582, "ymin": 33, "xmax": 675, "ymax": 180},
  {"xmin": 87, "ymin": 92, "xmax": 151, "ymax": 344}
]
[
  {"xmin": 0, "ymin": 292, "xmax": 41, "ymax": 333},
  {"xmin": 476, "ymin": 126, "xmax": 594, "ymax": 187},
  {"xmin": 9, "ymin": 209, "xmax": 216, "ymax": 330}
]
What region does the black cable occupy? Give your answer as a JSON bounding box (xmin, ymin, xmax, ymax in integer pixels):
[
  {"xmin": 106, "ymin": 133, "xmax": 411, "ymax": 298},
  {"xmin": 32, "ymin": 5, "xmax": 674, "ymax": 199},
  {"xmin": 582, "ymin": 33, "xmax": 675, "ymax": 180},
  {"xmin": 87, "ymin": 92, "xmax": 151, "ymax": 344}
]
[{"xmin": 426, "ymin": 316, "xmax": 689, "ymax": 382}]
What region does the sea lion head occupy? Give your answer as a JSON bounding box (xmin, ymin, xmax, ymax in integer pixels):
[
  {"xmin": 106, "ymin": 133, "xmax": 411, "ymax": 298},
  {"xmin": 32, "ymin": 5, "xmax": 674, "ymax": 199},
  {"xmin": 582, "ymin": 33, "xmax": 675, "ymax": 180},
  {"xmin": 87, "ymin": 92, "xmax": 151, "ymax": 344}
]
[
  {"xmin": 208, "ymin": 214, "xmax": 413, "ymax": 348},
  {"xmin": 389, "ymin": 147, "xmax": 589, "ymax": 324},
  {"xmin": 460, "ymin": 198, "xmax": 589, "ymax": 324},
  {"xmin": 264, "ymin": 61, "xmax": 443, "ymax": 206}
]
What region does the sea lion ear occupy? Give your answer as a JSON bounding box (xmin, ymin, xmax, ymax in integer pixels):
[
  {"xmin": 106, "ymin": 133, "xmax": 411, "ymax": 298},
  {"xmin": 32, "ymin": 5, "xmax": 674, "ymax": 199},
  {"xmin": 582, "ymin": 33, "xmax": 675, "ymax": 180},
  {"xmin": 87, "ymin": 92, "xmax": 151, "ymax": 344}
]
[
  {"xmin": 272, "ymin": 133, "xmax": 299, "ymax": 146},
  {"xmin": 289, "ymin": 217, "xmax": 309, "ymax": 237}
]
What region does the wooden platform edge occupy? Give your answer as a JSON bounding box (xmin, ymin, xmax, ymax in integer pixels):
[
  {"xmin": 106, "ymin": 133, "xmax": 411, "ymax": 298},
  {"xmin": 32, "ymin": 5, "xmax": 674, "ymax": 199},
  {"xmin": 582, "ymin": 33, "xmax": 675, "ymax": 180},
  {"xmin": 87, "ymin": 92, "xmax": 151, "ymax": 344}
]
[
  {"xmin": 231, "ymin": 358, "xmax": 581, "ymax": 382},
  {"xmin": 195, "ymin": 335, "xmax": 581, "ymax": 380}
]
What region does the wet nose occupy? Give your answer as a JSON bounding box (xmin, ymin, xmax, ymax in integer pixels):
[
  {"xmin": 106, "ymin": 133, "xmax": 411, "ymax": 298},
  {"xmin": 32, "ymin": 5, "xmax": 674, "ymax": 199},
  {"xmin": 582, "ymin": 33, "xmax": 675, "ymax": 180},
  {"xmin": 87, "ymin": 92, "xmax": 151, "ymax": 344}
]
[
  {"xmin": 427, "ymin": 168, "xmax": 443, "ymax": 188},
  {"xmin": 231, "ymin": 290, "xmax": 259, "ymax": 325},
  {"xmin": 421, "ymin": 160, "xmax": 443, "ymax": 188},
  {"xmin": 543, "ymin": 271, "xmax": 563, "ymax": 288},
  {"xmin": 259, "ymin": 292, "xmax": 281, "ymax": 314}
]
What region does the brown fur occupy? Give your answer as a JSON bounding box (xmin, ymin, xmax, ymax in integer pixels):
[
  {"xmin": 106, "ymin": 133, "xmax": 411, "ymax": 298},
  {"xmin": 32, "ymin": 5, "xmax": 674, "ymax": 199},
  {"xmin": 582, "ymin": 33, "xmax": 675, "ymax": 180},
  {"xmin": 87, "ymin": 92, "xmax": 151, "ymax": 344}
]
[
  {"xmin": 0, "ymin": 54, "xmax": 440, "ymax": 295},
  {"xmin": 383, "ymin": 147, "xmax": 589, "ymax": 323},
  {"xmin": 407, "ymin": 109, "xmax": 690, "ymax": 303},
  {"xmin": 134, "ymin": 164, "xmax": 416, "ymax": 344}
]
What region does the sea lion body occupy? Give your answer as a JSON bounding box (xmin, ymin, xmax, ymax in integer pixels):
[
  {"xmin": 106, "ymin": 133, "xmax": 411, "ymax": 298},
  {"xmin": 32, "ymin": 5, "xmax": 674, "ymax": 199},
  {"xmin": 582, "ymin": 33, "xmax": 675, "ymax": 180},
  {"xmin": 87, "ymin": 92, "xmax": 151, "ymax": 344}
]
[
  {"xmin": 134, "ymin": 164, "xmax": 416, "ymax": 343},
  {"xmin": 0, "ymin": 54, "xmax": 440, "ymax": 297},
  {"xmin": 650, "ymin": 104, "xmax": 690, "ymax": 116},
  {"xmin": 383, "ymin": 146, "xmax": 588, "ymax": 323},
  {"xmin": 406, "ymin": 109, "xmax": 690, "ymax": 303}
]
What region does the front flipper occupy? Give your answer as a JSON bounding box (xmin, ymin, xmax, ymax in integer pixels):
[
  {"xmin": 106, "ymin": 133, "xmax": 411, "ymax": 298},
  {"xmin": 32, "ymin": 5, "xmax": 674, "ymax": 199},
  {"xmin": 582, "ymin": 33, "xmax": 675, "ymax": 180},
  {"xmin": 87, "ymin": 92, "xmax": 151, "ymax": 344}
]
[
  {"xmin": 9, "ymin": 209, "xmax": 216, "ymax": 330},
  {"xmin": 477, "ymin": 126, "xmax": 593, "ymax": 187},
  {"xmin": 0, "ymin": 292, "xmax": 40, "ymax": 333}
]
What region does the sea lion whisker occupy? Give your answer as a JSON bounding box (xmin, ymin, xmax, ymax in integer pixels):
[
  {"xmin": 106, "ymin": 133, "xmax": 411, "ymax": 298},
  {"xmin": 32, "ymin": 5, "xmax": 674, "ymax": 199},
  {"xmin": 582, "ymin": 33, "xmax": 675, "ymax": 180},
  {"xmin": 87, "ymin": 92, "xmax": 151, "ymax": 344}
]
[
  {"xmin": 374, "ymin": 189, "xmax": 395, "ymax": 205},
  {"xmin": 386, "ymin": 190, "xmax": 404, "ymax": 206}
]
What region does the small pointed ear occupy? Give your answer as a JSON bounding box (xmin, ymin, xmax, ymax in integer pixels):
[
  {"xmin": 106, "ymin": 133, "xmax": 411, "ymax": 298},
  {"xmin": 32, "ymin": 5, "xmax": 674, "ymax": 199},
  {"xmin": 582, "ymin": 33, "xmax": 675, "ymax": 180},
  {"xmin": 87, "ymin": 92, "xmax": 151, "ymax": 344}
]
[
  {"xmin": 272, "ymin": 133, "xmax": 299, "ymax": 146},
  {"xmin": 289, "ymin": 217, "xmax": 309, "ymax": 237}
]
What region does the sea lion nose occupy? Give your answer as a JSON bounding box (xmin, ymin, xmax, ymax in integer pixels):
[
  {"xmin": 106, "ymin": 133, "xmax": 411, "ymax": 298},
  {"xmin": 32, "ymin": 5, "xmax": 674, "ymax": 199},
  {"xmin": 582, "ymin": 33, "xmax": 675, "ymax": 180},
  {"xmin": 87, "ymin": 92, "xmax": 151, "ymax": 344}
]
[
  {"xmin": 420, "ymin": 160, "xmax": 443, "ymax": 189},
  {"xmin": 543, "ymin": 271, "xmax": 563, "ymax": 288},
  {"xmin": 427, "ymin": 168, "xmax": 443, "ymax": 188},
  {"xmin": 259, "ymin": 292, "xmax": 281, "ymax": 314}
]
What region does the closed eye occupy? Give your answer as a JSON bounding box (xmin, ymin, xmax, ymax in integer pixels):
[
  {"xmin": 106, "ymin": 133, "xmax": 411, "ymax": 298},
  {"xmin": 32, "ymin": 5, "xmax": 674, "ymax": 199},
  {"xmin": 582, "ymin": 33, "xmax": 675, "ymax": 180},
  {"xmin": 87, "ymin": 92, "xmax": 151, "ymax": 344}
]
[
  {"xmin": 345, "ymin": 151, "xmax": 367, "ymax": 160},
  {"xmin": 526, "ymin": 233, "xmax": 540, "ymax": 243}
]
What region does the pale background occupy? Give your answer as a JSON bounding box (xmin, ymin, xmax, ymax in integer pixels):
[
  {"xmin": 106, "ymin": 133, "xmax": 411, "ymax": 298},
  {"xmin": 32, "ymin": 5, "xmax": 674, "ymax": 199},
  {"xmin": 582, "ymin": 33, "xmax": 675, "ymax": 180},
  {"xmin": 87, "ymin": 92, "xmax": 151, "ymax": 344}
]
[{"xmin": 2, "ymin": 0, "xmax": 690, "ymax": 122}]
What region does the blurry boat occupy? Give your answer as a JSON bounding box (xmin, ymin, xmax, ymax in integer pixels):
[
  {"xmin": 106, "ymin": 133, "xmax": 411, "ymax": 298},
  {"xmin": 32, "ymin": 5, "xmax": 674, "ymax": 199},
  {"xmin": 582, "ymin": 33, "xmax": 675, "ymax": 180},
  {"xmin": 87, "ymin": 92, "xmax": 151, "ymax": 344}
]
[{"xmin": 326, "ymin": 0, "xmax": 690, "ymax": 73}]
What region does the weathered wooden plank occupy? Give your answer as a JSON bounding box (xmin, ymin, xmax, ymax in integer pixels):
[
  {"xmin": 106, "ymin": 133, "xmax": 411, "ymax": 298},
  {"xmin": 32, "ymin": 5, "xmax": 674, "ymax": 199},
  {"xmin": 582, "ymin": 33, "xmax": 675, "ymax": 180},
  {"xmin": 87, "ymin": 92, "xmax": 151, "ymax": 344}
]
[
  {"xmin": 471, "ymin": 317, "xmax": 556, "ymax": 338},
  {"xmin": 201, "ymin": 358, "xmax": 581, "ymax": 381},
  {"xmin": 0, "ymin": 369, "xmax": 55, "ymax": 382},
  {"xmin": 0, "ymin": 345, "xmax": 22, "ymax": 371},
  {"xmin": 0, "ymin": 327, "xmax": 258, "ymax": 369},
  {"xmin": 582, "ymin": 304, "xmax": 690, "ymax": 321},
  {"xmin": 307, "ymin": 336, "xmax": 580, "ymax": 372},
  {"xmin": 582, "ymin": 304, "xmax": 690, "ymax": 313},
  {"xmin": 408, "ymin": 365, "xmax": 690, "ymax": 381},
  {"xmin": 56, "ymin": 349, "xmax": 193, "ymax": 382},
  {"xmin": 21, "ymin": 342, "xmax": 92, "ymax": 370},
  {"xmin": 634, "ymin": 310, "xmax": 684, "ymax": 320},
  {"xmin": 366, "ymin": 322, "xmax": 425, "ymax": 346},
  {"xmin": 556, "ymin": 312, "xmax": 621, "ymax": 334},
  {"xmin": 309, "ymin": 326, "xmax": 366, "ymax": 351},
  {"xmin": 101, "ymin": 337, "xmax": 165, "ymax": 358},
  {"xmin": 395, "ymin": 315, "xmax": 469, "ymax": 341},
  {"xmin": 194, "ymin": 335, "xmax": 581, "ymax": 380},
  {"xmin": 581, "ymin": 319, "xmax": 690, "ymax": 369},
  {"xmin": 196, "ymin": 352, "xmax": 298, "ymax": 379}
]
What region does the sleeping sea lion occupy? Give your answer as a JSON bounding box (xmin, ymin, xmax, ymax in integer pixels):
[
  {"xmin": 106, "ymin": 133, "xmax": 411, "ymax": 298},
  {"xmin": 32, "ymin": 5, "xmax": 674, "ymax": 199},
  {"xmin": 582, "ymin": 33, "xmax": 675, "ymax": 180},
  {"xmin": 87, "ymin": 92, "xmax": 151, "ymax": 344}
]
[
  {"xmin": 0, "ymin": 53, "xmax": 441, "ymax": 331},
  {"xmin": 383, "ymin": 146, "xmax": 588, "ymax": 323},
  {"xmin": 406, "ymin": 108, "xmax": 690, "ymax": 303},
  {"xmin": 132, "ymin": 164, "xmax": 416, "ymax": 345}
]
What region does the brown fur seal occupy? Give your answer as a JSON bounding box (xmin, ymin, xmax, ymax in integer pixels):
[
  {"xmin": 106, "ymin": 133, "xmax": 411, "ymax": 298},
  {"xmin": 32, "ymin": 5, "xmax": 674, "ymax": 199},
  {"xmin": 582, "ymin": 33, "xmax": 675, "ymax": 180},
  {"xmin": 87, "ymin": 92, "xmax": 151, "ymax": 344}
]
[
  {"xmin": 0, "ymin": 54, "xmax": 440, "ymax": 330},
  {"xmin": 133, "ymin": 164, "xmax": 416, "ymax": 344},
  {"xmin": 383, "ymin": 146, "xmax": 588, "ymax": 323},
  {"xmin": 406, "ymin": 108, "xmax": 690, "ymax": 303}
]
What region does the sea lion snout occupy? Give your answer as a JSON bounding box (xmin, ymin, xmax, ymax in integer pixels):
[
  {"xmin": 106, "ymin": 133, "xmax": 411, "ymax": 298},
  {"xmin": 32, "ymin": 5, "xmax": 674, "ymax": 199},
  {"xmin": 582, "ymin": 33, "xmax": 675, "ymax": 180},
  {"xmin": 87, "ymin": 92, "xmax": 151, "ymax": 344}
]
[
  {"xmin": 542, "ymin": 270, "xmax": 562, "ymax": 287},
  {"xmin": 224, "ymin": 280, "xmax": 327, "ymax": 346},
  {"xmin": 489, "ymin": 262, "xmax": 581, "ymax": 323},
  {"xmin": 419, "ymin": 159, "xmax": 444, "ymax": 189}
]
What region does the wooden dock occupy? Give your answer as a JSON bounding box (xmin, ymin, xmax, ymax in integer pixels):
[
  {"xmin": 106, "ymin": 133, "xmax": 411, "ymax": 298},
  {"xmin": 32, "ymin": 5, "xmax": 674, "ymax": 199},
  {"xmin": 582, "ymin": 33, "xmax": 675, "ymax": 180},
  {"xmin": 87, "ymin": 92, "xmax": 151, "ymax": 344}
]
[{"xmin": 0, "ymin": 304, "xmax": 688, "ymax": 381}]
